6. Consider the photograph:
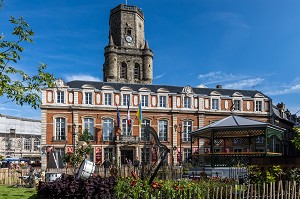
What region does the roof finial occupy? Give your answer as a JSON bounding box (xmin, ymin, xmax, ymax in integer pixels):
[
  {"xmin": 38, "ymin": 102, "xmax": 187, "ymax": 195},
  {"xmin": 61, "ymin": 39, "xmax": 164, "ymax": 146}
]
[
  {"xmin": 109, "ymin": 34, "xmax": 114, "ymax": 46},
  {"xmin": 144, "ymin": 40, "xmax": 149, "ymax": 49}
]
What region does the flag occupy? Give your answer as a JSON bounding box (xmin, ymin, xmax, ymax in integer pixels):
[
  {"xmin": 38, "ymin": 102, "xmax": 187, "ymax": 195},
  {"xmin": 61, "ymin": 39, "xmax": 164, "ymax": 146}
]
[
  {"xmin": 116, "ymin": 105, "xmax": 120, "ymax": 127},
  {"xmin": 127, "ymin": 100, "xmax": 131, "ymax": 126},
  {"xmin": 136, "ymin": 102, "xmax": 142, "ymax": 127}
]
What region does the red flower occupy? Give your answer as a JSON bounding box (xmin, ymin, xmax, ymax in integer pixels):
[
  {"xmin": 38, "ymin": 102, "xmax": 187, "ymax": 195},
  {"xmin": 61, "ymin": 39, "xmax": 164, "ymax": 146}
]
[
  {"xmin": 130, "ymin": 180, "xmax": 137, "ymax": 187},
  {"xmin": 131, "ymin": 171, "xmax": 138, "ymax": 180}
]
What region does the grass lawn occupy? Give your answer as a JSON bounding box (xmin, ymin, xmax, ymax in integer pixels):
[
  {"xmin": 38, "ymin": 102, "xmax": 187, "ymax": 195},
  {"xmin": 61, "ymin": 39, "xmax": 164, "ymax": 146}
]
[{"xmin": 0, "ymin": 185, "xmax": 37, "ymax": 199}]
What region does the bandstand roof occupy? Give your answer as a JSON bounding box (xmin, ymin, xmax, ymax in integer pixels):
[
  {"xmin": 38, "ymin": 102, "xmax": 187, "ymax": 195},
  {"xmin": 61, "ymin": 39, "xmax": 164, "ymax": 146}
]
[{"xmin": 190, "ymin": 115, "xmax": 285, "ymax": 139}]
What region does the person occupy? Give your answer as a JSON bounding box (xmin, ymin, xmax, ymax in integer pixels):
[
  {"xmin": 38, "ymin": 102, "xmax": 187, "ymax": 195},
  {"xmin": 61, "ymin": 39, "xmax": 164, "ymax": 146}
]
[
  {"xmin": 133, "ymin": 157, "xmax": 140, "ymax": 169},
  {"xmin": 102, "ymin": 158, "xmax": 111, "ymax": 177}
]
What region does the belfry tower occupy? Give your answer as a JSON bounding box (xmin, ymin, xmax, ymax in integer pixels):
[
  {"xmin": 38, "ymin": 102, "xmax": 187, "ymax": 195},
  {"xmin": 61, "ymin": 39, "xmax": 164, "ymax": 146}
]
[{"xmin": 103, "ymin": 4, "xmax": 154, "ymax": 84}]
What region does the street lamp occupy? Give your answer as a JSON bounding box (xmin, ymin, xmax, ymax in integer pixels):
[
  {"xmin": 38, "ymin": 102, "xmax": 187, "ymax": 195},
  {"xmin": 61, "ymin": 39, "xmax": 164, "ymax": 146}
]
[{"xmin": 174, "ymin": 124, "xmax": 182, "ymax": 165}]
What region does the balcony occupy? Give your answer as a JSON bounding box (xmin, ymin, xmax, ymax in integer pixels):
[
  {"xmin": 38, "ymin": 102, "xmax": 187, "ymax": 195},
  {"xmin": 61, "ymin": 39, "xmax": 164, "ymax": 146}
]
[{"xmin": 115, "ymin": 135, "xmax": 139, "ymax": 145}]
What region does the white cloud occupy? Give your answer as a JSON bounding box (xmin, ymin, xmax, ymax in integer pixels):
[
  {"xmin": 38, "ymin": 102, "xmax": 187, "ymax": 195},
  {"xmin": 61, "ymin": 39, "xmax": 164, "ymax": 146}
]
[
  {"xmin": 265, "ymin": 84, "xmax": 300, "ymax": 96},
  {"xmin": 223, "ymin": 78, "xmax": 264, "ymax": 90},
  {"xmin": 154, "ymin": 73, "xmax": 166, "ymax": 80},
  {"xmin": 197, "ymin": 71, "xmax": 249, "ymax": 85},
  {"xmin": 65, "ymin": 74, "xmax": 101, "ymax": 82}
]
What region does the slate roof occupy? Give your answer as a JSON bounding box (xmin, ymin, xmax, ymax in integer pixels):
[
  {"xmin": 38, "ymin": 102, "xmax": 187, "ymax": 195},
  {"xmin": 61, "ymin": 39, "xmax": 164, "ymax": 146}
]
[{"xmin": 66, "ymin": 80, "xmax": 268, "ymax": 98}]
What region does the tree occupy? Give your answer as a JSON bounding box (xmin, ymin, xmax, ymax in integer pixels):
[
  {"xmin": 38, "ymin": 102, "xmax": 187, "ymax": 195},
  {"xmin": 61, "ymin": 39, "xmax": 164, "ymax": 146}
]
[
  {"xmin": 291, "ymin": 126, "xmax": 300, "ymax": 149},
  {"xmin": 1, "ymin": 6, "xmax": 55, "ymax": 109}
]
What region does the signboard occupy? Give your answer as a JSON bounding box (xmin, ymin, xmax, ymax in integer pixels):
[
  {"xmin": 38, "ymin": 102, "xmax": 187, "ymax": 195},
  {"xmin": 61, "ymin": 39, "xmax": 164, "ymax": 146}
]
[
  {"xmin": 95, "ymin": 147, "xmax": 102, "ymax": 163},
  {"xmin": 66, "ymin": 146, "xmax": 74, "ymax": 154},
  {"xmin": 152, "ymin": 148, "xmax": 157, "ymax": 162}
]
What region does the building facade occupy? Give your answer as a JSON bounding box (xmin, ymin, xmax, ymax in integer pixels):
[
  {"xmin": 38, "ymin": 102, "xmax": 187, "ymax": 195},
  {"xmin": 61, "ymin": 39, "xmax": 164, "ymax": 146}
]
[
  {"xmin": 40, "ymin": 4, "xmax": 296, "ymax": 169},
  {"xmin": 0, "ymin": 114, "xmax": 41, "ymax": 161}
]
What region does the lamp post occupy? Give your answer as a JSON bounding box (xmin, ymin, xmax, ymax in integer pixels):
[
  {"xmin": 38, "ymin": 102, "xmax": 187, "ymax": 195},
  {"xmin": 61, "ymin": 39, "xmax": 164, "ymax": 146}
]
[{"xmin": 72, "ymin": 123, "xmax": 76, "ymax": 167}]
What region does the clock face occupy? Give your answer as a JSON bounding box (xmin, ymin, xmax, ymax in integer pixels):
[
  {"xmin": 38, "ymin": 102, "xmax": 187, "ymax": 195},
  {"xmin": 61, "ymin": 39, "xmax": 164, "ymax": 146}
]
[{"xmin": 125, "ymin": 35, "xmax": 133, "ymax": 43}]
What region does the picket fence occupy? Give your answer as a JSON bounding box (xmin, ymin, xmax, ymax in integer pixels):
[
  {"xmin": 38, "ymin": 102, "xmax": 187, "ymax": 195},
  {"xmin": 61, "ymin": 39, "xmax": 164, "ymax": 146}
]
[{"xmin": 113, "ymin": 181, "xmax": 300, "ymax": 199}]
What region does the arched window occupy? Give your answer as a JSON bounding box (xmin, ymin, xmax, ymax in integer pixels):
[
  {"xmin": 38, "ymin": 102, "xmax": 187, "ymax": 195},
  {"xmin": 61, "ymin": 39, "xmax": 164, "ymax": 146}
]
[
  {"xmin": 134, "ymin": 63, "xmax": 140, "ymax": 79},
  {"xmin": 84, "ymin": 118, "xmax": 95, "ymax": 140},
  {"xmin": 120, "ymin": 62, "xmax": 127, "ymax": 79}
]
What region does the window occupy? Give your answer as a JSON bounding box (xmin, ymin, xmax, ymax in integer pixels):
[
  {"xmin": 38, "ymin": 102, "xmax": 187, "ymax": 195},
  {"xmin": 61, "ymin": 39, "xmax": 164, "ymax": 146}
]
[
  {"xmin": 104, "ymin": 93, "xmax": 112, "ymax": 105},
  {"xmin": 85, "ymin": 92, "xmax": 93, "ymax": 104},
  {"xmin": 183, "ymin": 97, "xmax": 191, "ymax": 108},
  {"xmin": 122, "ymin": 118, "xmax": 132, "ymax": 136},
  {"xmin": 127, "ymin": 29, "xmax": 132, "ymax": 35},
  {"xmin": 159, "ymin": 96, "xmax": 167, "ymax": 108},
  {"xmin": 134, "ymin": 63, "xmax": 140, "ymax": 79},
  {"xmin": 84, "ymin": 118, "xmax": 95, "ymax": 141},
  {"xmin": 184, "ymin": 148, "xmax": 191, "ymax": 163},
  {"xmin": 24, "ymin": 138, "xmax": 31, "ymax": 151},
  {"xmin": 256, "ymin": 101, "xmax": 262, "ymax": 111},
  {"xmin": 33, "ymin": 138, "xmax": 40, "ymax": 151},
  {"xmin": 55, "ymin": 117, "xmax": 66, "ymax": 140},
  {"xmin": 141, "ymin": 119, "xmax": 150, "ymax": 141},
  {"xmin": 234, "ymin": 148, "xmax": 242, "ymax": 152},
  {"xmin": 103, "ymin": 118, "xmax": 113, "ymax": 141},
  {"xmin": 104, "ymin": 148, "xmax": 113, "ymax": 160},
  {"xmin": 120, "ymin": 62, "xmax": 127, "ymax": 79},
  {"xmin": 141, "ymin": 95, "xmax": 148, "ymax": 107},
  {"xmin": 123, "ymin": 94, "xmax": 130, "ymax": 106},
  {"xmin": 182, "ymin": 120, "xmax": 192, "ymax": 142},
  {"xmin": 212, "ymin": 99, "xmax": 219, "ymax": 110},
  {"xmin": 57, "ymin": 91, "xmax": 64, "ymax": 103},
  {"xmin": 234, "ymin": 100, "xmax": 241, "ymax": 111},
  {"xmin": 141, "ymin": 148, "xmax": 151, "ymax": 164},
  {"xmin": 158, "ymin": 120, "xmax": 168, "ymax": 141}
]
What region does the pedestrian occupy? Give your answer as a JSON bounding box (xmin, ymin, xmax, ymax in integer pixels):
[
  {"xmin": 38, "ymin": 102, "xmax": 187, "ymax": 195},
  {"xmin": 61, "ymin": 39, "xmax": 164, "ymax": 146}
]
[{"xmin": 102, "ymin": 158, "xmax": 111, "ymax": 177}]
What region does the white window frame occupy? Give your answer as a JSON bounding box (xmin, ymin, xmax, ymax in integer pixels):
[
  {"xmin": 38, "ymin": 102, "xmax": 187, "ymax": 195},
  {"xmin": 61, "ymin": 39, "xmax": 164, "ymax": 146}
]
[
  {"xmin": 84, "ymin": 91, "xmax": 93, "ymax": 105},
  {"xmin": 233, "ymin": 98, "xmax": 242, "ymax": 111},
  {"xmin": 84, "ymin": 117, "xmax": 95, "ymax": 141},
  {"xmin": 33, "ymin": 138, "xmax": 40, "ymax": 151},
  {"xmin": 102, "ymin": 118, "xmax": 113, "ymax": 141},
  {"xmin": 104, "ymin": 93, "xmax": 112, "ymax": 106},
  {"xmin": 158, "ymin": 120, "xmax": 168, "ymax": 141},
  {"xmin": 24, "ymin": 138, "xmax": 31, "ymax": 151},
  {"xmin": 55, "ymin": 117, "xmax": 66, "ymax": 141},
  {"xmin": 211, "ymin": 98, "xmax": 220, "ymax": 110},
  {"xmin": 57, "ymin": 90, "xmax": 65, "ymax": 104},
  {"xmin": 182, "ymin": 120, "xmax": 192, "ymax": 142},
  {"xmin": 122, "ymin": 94, "xmax": 130, "ymax": 107},
  {"xmin": 121, "ymin": 118, "xmax": 132, "ymax": 136},
  {"xmin": 141, "ymin": 94, "xmax": 149, "ymax": 107},
  {"xmin": 159, "ymin": 95, "xmax": 167, "ymax": 108},
  {"xmin": 183, "ymin": 96, "xmax": 191, "ymax": 108},
  {"xmin": 255, "ymin": 100, "xmax": 263, "ymax": 112}
]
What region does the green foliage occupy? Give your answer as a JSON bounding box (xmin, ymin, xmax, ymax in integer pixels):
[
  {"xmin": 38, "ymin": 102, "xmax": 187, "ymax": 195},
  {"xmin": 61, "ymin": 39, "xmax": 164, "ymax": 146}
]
[
  {"xmin": 248, "ymin": 165, "xmax": 284, "ymax": 184},
  {"xmin": 0, "ymin": 14, "xmax": 55, "ymax": 109},
  {"xmin": 291, "ymin": 127, "xmax": 300, "ymax": 150},
  {"xmin": 287, "ymin": 168, "xmax": 300, "ymax": 183},
  {"xmin": 63, "ymin": 129, "xmax": 93, "ymax": 167}
]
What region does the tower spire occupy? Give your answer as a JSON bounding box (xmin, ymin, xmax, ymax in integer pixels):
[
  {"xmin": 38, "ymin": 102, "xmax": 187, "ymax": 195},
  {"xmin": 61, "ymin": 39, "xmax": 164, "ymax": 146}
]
[{"xmin": 144, "ymin": 40, "xmax": 149, "ymax": 49}]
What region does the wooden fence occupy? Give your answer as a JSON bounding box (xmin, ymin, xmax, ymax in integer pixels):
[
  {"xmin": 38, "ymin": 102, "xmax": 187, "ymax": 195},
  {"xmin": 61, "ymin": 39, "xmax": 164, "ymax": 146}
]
[{"xmin": 114, "ymin": 181, "xmax": 300, "ymax": 199}]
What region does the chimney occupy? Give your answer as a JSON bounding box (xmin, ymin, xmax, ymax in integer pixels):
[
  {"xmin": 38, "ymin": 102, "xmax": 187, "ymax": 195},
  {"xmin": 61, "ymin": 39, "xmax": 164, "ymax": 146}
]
[{"xmin": 216, "ymin": 84, "xmax": 222, "ymax": 89}]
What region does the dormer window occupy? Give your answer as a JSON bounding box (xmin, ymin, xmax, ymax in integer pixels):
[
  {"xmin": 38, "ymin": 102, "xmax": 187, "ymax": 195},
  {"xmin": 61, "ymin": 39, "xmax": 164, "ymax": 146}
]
[
  {"xmin": 234, "ymin": 100, "xmax": 241, "ymax": 111},
  {"xmin": 183, "ymin": 96, "xmax": 191, "ymax": 108},
  {"xmin": 57, "ymin": 91, "xmax": 65, "ymax": 103},
  {"xmin": 123, "ymin": 94, "xmax": 130, "ymax": 106},
  {"xmin": 212, "ymin": 99, "xmax": 219, "ymax": 110},
  {"xmin": 104, "ymin": 93, "xmax": 112, "ymax": 105},
  {"xmin": 256, "ymin": 101, "xmax": 262, "ymax": 112},
  {"xmin": 141, "ymin": 95, "xmax": 149, "ymax": 107},
  {"xmin": 85, "ymin": 92, "xmax": 93, "ymax": 105}
]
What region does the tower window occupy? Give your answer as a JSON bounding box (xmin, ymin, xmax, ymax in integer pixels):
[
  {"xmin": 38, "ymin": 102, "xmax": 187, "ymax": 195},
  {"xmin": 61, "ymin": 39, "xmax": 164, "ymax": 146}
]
[
  {"xmin": 134, "ymin": 63, "xmax": 140, "ymax": 79},
  {"xmin": 120, "ymin": 62, "xmax": 127, "ymax": 79},
  {"xmin": 127, "ymin": 29, "xmax": 132, "ymax": 35}
]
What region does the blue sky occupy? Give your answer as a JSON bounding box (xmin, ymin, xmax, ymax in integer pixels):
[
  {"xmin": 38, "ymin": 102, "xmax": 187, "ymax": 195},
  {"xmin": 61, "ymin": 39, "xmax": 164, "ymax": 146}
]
[{"xmin": 1, "ymin": 0, "xmax": 300, "ymax": 119}]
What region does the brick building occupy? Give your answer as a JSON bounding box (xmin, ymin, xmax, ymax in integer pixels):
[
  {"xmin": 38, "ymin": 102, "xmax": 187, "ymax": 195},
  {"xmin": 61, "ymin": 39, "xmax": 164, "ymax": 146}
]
[{"xmin": 40, "ymin": 4, "xmax": 296, "ymax": 169}]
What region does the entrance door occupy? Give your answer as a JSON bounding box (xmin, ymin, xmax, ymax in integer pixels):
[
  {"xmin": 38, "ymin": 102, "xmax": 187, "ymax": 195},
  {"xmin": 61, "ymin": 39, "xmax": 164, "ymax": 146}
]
[{"xmin": 121, "ymin": 149, "xmax": 134, "ymax": 165}]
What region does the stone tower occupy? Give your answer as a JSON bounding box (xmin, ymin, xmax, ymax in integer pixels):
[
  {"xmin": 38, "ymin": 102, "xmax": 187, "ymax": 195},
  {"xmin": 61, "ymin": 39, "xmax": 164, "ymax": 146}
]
[{"xmin": 103, "ymin": 4, "xmax": 154, "ymax": 84}]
